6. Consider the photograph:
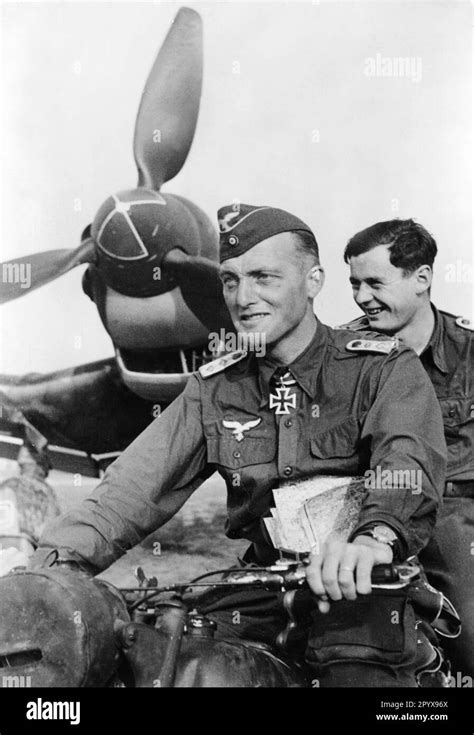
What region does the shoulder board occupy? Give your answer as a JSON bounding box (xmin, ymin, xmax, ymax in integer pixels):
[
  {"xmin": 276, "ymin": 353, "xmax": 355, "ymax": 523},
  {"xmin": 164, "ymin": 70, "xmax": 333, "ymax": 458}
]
[
  {"xmin": 455, "ymin": 316, "xmax": 473, "ymax": 332},
  {"xmin": 336, "ymin": 315, "xmax": 370, "ymax": 332},
  {"xmin": 199, "ymin": 351, "xmax": 248, "ymax": 378},
  {"xmin": 346, "ymin": 338, "xmax": 398, "ymax": 355}
]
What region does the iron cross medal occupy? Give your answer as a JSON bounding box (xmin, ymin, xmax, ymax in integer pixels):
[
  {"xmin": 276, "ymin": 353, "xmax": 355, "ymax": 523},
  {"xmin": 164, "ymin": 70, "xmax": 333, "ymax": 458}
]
[{"xmin": 269, "ymin": 371, "xmax": 297, "ymax": 415}]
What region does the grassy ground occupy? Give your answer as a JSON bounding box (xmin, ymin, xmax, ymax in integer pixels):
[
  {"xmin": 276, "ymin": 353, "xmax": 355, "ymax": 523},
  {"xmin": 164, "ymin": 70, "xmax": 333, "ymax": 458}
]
[{"xmin": 100, "ymin": 511, "xmax": 248, "ymax": 588}]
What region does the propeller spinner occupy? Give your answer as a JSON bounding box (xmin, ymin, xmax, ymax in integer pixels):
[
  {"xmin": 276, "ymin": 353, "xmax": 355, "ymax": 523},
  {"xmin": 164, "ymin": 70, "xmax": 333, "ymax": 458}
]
[{"xmin": 92, "ymin": 188, "xmax": 202, "ymax": 298}]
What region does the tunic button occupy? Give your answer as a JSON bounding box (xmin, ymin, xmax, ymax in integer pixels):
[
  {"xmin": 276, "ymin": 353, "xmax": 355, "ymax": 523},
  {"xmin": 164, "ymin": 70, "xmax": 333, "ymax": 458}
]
[
  {"xmin": 233, "ymin": 450, "xmax": 241, "ymax": 459},
  {"xmin": 448, "ymin": 408, "xmax": 456, "ymax": 417},
  {"xmin": 284, "ymin": 419, "xmax": 293, "ymax": 428},
  {"xmin": 283, "ymin": 466, "xmax": 293, "ymax": 476}
]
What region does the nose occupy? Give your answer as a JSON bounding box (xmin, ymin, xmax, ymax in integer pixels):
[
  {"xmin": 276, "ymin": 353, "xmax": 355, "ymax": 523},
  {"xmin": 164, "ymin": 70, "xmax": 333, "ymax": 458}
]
[
  {"xmin": 354, "ymin": 282, "xmax": 374, "ymax": 306},
  {"xmin": 235, "ymin": 276, "xmax": 257, "ymax": 308}
]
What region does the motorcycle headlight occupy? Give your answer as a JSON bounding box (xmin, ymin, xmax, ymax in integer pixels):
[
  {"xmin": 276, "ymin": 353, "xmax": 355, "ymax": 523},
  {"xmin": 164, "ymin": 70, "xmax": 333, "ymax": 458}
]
[{"xmin": 0, "ymin": 568, "xmax": 129, "ymax": 687}]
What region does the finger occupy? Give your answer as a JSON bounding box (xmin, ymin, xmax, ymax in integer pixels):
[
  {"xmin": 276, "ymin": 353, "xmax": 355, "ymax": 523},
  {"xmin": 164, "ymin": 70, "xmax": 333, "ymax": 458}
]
[
  {"xmin": 305, "ymin": 549, "xmax": 326, "ymax": 598},
  {"xmin": 355, "ymin": 547, "xmax": 374, "ymax": 595},
  {"xmin": 321, "ymin": 541, "xmax": 345, "ymax": 601},
  {"xmin": 338, "ymin": 547, "xmax": 358, "ymax": 600},
  {"xmin": 317, "ymin": 597, "xmax": 331, "ymax": 614}
]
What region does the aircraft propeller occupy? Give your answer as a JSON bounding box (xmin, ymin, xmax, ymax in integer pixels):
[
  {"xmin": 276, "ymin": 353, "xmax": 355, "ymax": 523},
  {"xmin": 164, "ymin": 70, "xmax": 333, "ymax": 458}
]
[{"xmin": 0, "ymin": 6, "xmax": 225, "ymax": 329}]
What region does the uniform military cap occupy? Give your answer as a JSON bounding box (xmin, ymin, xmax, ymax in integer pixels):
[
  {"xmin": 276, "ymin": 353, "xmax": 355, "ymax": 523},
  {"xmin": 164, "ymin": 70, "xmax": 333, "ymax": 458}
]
[{"xmin": 217, "ymin": 203, "xmax": 318, "ymax": 262}]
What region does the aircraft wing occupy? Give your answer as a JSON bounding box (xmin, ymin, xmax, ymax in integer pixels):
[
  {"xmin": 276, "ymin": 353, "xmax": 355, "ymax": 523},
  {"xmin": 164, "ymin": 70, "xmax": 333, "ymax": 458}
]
[
  {"xmin": 0, "ymin": 432, "xmax": 119, "ymax": 479},
  {"xmin": 0, "ymin": 358, "xmax": 160, "ymax": 473}
]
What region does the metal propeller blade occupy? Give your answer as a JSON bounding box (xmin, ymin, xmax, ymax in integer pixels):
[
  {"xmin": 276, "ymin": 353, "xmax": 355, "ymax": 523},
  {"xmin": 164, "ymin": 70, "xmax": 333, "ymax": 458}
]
[
  {"xmin": 163, "ymin": 249, "xmax": 234, "ymax": 333},
  {"xmin": 0, "ymin": 238, "xmax": 96, "ymax": 305},
  {"xmin": 133, "ymin": 7, "xmax": 203, "ymax": 190}
]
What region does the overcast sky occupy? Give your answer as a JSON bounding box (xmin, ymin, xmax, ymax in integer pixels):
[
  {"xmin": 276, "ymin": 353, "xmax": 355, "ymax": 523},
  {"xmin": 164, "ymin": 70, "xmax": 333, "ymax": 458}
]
[{"xmin": 1, "ymin": 0, "xmax": 472, "ymax": 374}]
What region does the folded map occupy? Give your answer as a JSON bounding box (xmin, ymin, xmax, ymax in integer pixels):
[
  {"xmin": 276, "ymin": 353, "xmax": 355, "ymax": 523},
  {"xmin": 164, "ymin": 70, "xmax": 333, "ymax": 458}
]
[{"xmin": 264, "ymin": 475, "xmax": 367, "ymax": 554}]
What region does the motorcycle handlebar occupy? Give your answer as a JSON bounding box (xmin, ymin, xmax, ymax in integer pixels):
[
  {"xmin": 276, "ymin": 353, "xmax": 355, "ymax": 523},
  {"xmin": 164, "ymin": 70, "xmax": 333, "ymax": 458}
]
[
  {"xmin": 218, "ymin": 561, "xmax": 417, "ymax": 591},
  {"xmin": 122, "ymin": 561, "xmax": 420, "ymax": 610}
]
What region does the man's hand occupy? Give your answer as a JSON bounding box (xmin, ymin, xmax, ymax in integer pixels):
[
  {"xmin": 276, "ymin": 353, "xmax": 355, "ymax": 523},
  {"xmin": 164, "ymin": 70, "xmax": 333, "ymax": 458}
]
[{"xmin": 305, "ymin": 535, "xmax": 393, "ymax": 613}]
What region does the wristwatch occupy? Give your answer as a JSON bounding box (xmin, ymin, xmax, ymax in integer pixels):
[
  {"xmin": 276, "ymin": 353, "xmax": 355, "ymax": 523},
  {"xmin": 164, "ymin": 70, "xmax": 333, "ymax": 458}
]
[
  {"xmin": 361, "ymin": 525, "xmax": 398, "ymax": 546},
  {"xmin": 357, "ymin": 525, "xmax": 402, "ymax": 560}
]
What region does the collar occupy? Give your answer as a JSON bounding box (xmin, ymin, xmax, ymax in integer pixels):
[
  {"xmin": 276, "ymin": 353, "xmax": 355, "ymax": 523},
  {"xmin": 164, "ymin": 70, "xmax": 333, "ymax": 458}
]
[
  {"xmin": 420, "ymin": 304, "xmax": 449, "ymax": 374},
  {"xmin": 257, "ymin": 319, "xmax": 329, "ymax": 406}
]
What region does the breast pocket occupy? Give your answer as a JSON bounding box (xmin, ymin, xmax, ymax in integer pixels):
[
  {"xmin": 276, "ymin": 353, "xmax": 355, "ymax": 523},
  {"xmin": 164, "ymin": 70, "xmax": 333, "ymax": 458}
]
[
  {"xmin": 207, "ymin": 436, "xmax": 276, "ymax": 470},
  {"xmin": 440, "ymin": 398, "xmax": 473, "ymax": 440},
  {"xmin": 439, "ymin": 397, "xmax": 474, "ymax": 472},
  {"xmin": 309, "ymin": 416, "xmax": 362, "ymax": 473}
]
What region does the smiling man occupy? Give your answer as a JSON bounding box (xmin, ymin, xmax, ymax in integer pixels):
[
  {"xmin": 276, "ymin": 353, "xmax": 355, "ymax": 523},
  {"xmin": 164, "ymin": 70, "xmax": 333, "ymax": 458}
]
[
  {"xmin": 31, "ymin": 204, "xmax": 447, "ymax": 687},
  {"xmin": 342, "ymin": 218, "xmax": 474, "ymax": 680}
]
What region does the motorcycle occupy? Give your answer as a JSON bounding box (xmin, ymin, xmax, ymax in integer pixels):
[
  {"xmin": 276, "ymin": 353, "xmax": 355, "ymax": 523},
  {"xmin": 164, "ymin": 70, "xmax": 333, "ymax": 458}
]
[{"xmin": 1, "ymin": 556, "xmax": 457, "ymax": 688}]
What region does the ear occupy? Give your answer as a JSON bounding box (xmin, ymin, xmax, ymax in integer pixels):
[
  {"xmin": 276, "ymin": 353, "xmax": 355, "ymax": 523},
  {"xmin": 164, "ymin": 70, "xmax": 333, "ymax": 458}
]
[
  {"xmin": 413, "ymin": 264, "xmax": 432, "ymax": 295},
  {"xmin": 307, "ymin": 265, "xmax": 325, "ymax": 299}
]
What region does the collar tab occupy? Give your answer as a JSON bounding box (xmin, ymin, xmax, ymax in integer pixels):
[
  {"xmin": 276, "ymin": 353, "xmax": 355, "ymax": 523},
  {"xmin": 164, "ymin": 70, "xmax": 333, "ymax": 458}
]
[
  {"xmin": 346, "ymin": 338, "xmax": 397, "ymax": 355},
  {"xmin": 199, "ymin": 350, "xmax": 247, "ymax": 379}
]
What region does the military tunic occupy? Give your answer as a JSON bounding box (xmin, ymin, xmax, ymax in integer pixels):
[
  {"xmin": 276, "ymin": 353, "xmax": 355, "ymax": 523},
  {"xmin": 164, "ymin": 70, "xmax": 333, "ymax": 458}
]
[
  {"xmin": 340, "ymin": 306, "xmax": 473, "ymax": 486},
  {"xmin": 418, "ymin": 308, "xmax": 473, "ymax": 486},
  {"xmin": 339, "ymin": 305, "xmax": 474, "ymax": 677},
  {"xmin": 416, "ymin": 307, "xmax": 473, "ymax": 677},
  {"xmin": 38, "ymin": 320, "xmax": 446, "ymax": 573}
]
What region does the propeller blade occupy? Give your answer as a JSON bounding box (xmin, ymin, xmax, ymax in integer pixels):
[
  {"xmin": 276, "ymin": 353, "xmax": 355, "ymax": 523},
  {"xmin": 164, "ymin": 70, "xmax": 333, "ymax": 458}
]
[
  {"xmin": 133, "ymin": 7, "xmax": 203, "ymax": 190},
  {"xmin": 163, "ymin": 249, "xmax": 234, "ymax": 334},
  {"xmin": 0, "ymin": 238, "xmax": 96, "ymax": 305}
]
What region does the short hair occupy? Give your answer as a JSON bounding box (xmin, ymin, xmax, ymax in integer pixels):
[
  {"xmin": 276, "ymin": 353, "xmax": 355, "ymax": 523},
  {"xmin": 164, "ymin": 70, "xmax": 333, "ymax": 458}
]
[
  {"xmin": 292, "ymin": 230, "xmax": 320, "ymax": 266},
  {"xmin": 343, "ymin": 219, "xmax": 437, "ymax": 274}
]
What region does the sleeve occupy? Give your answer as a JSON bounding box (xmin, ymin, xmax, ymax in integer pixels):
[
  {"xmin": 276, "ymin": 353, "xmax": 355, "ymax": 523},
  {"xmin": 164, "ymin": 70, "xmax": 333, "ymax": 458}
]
[
  {"xmin": 34, "ymin": 374, "xmax": 213, "ymax": 573},
  {"xmin": 352, "ymin": 348, "xmax": 447, "ymax": 558}
]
